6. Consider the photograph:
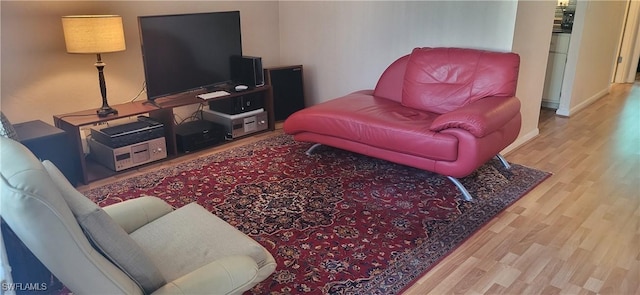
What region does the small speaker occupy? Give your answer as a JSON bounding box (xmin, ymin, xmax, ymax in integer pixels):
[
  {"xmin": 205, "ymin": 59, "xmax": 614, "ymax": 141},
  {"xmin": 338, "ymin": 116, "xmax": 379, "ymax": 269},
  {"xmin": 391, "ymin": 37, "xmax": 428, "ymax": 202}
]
[
  {"xmin": 231, "ymin": 56, "xmax": 264, "ymax": 87},
  {"xmin": 265, "ymin": 65, "xmax": 305, "ymax": 121}
]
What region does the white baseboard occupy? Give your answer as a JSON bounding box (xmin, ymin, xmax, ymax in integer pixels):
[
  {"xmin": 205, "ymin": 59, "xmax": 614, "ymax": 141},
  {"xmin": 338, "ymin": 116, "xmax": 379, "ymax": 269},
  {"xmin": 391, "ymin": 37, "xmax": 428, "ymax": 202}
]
[
  {"xmin": 502, "ymin": 128, "xmax": 540, "ymax": 155},
  {"xmin": 556, "ymin": 87, "xmax": 609, "ymax": 117},
  {"xmin": 541, "ymin": 100, "xmax": 559, "ymax": 109}
]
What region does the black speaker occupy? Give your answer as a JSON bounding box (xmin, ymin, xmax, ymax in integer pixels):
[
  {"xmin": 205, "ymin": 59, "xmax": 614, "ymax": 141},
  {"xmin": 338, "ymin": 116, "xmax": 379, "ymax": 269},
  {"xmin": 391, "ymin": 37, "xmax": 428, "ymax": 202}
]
[
  {"xmin": 231, "ymin": 56, "xmax": 264, "ymax": 87},
  {"xmin": 13, "ymin": 120, "xmax": 80, "ymax": 186},
  {"xmin": 265, "ymin": 65, "xmax": 305, "ymax": 121}
]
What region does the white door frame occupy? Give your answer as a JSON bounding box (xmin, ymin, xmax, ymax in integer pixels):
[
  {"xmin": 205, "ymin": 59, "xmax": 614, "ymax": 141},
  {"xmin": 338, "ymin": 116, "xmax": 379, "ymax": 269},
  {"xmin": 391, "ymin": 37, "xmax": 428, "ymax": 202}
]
[{"xmin": 614, "ymin": 0, "xmax": 640, "ymax": 83}]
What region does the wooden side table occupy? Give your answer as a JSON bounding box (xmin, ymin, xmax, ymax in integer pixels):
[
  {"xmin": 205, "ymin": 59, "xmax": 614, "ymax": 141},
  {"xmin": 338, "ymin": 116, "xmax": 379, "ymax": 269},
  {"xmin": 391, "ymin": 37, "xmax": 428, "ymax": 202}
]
[{"xmin": 13, "ymin": 120, "xmax": 80, "ymax": 186}]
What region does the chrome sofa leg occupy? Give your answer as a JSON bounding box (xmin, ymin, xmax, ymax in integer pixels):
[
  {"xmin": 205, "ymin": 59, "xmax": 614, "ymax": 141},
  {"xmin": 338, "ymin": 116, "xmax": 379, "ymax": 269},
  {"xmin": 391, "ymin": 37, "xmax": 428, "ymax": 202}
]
[
  {"xmin": 446, "ymin": 176, "xmax": 473, "ymax": 201},
  {"xmin": 305, "ymin": 143, "xmax": 323, "ymax": 155},
  {"xmin": 495, "ymin": 154, "xmax": 511, "ymax": 169}
]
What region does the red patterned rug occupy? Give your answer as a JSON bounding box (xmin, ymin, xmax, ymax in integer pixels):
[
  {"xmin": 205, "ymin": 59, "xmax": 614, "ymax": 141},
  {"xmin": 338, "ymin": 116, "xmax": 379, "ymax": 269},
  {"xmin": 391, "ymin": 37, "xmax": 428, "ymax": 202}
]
[{"xmin": 83, "ymin": 134, "xmax": 550, "ymax": 294}]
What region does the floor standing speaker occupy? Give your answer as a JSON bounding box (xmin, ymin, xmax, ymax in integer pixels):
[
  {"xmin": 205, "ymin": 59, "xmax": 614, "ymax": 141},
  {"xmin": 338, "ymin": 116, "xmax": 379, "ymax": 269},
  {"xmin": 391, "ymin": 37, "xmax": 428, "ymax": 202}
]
[{"xmin": 264, "ymin": 65, "xmax": 305, "ymax": 121}]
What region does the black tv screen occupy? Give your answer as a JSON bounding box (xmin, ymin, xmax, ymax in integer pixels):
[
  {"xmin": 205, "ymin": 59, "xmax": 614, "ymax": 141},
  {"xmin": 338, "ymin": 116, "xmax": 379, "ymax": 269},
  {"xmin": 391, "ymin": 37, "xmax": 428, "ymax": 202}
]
[{"xmin": 138, "ymin": 11, "xmax": 242, "ymax": 100}]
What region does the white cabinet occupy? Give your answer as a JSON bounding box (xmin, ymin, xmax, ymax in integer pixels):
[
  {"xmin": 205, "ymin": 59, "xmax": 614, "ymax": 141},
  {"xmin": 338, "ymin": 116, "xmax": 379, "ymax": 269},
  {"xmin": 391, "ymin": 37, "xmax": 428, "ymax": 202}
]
[
  {"xmin": 542, "ymin": 33, "xmax": 571, "ymax": 109},
  {"xmin": 542, "ymin": 52, "xmax": 567, "ymax": 108}
]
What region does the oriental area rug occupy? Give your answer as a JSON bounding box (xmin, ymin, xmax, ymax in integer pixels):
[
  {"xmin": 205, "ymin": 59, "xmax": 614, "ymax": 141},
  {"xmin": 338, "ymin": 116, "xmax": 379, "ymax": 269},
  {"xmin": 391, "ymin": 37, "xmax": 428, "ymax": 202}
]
[{"xmin": 82, "ymin": 134, "xmax": 550, "ymax": 295}]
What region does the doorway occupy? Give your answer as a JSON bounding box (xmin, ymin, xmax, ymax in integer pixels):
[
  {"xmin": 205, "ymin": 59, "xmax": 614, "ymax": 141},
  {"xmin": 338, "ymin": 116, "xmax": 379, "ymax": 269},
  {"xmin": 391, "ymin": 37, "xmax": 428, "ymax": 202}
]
[{"xmin": 613, "ymin": 0, "xmax": 640, "ymax": 83}]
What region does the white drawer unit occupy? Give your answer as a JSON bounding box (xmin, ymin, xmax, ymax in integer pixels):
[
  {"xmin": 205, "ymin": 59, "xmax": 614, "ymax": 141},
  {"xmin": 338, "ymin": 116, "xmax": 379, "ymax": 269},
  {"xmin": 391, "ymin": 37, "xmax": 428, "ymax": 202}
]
[
  {"xmin": 549, "ymin": 33, "xmax": 571, "ymax": 53},
  {"xmin": 543, "ymin": 33, "xmax": 571, "ymax": 109}
]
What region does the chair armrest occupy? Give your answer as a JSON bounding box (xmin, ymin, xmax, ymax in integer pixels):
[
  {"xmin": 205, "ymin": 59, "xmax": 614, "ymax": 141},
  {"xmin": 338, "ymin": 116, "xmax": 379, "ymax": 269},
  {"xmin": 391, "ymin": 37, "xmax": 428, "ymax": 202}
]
[
  {"xmin": 429, "ymin": 96, "xmax": 521, "ymax": 137},
  {"xmin": 103, "ymin": 196, "xmax": 174, "ymax": 234},
  {"xmin": 151, "ymin": 256, "xmax": 259, "ymax": 295}
]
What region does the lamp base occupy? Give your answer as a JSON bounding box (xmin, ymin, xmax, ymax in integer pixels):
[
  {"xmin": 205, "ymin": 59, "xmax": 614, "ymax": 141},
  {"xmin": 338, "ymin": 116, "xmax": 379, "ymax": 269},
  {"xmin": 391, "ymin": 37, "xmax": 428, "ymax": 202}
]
[{"xmin": 96, "ymin": 106, "xmax": 118, "ymax": 118}]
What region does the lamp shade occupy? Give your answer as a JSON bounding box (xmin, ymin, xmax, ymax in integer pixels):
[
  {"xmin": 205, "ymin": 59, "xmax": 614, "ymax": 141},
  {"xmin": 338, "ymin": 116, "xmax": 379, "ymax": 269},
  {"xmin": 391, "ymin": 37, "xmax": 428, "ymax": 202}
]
[{"xmin": 62, "ymin": 15, "xmax": 126, "ymax": 54}]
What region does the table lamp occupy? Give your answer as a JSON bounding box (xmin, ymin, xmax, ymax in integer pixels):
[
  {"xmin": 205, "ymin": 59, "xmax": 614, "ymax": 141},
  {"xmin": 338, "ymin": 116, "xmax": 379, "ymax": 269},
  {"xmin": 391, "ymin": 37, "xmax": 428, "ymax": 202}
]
[{"xmin": 62, "ymin": 15, "xmax": 126, "ymax": 117}]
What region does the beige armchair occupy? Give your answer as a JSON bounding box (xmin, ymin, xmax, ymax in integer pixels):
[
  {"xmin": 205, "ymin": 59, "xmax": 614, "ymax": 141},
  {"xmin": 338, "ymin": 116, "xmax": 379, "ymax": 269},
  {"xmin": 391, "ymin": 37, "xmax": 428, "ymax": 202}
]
[{"xmin": 0, "ymin": 136, "xmax": 276, "ymax": 294}]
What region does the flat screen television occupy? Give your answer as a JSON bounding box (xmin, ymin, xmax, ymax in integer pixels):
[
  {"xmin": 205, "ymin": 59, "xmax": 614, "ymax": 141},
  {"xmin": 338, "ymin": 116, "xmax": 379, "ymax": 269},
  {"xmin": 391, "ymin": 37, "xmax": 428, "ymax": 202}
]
[{"xmin": 138, "ymin": 11, "xmax": 242, "ymax": 101}]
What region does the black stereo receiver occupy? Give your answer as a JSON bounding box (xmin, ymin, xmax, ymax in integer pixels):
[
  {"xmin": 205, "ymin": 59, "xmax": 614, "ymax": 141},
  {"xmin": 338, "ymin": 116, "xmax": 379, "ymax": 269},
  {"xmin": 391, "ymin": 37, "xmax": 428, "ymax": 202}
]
[
  {"xmin": 175, "ymin": 120, "xmax": 226, "ymax": 153},
  {"xmin": 208, "ymin": 93, "xmax": 264, "ymax": 115}
]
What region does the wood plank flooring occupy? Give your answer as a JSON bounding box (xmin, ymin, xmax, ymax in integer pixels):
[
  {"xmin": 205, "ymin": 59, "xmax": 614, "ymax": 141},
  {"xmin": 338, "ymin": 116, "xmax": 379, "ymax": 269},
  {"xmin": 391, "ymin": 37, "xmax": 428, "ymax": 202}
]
[
  {"xmin": 79, "ymin": 83, "xmax": 639, "ymax": 295},
  {"xmin": 403, "ymin": 83, "xmax": 639, "ymax": 295}
]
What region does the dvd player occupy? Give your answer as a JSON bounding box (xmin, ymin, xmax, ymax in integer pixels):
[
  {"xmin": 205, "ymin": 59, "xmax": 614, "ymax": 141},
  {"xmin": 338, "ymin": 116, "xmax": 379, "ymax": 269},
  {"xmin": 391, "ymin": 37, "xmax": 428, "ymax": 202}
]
[{"xmin": 175, "ymin": 120, "xmax": 226, "ymax": 153}]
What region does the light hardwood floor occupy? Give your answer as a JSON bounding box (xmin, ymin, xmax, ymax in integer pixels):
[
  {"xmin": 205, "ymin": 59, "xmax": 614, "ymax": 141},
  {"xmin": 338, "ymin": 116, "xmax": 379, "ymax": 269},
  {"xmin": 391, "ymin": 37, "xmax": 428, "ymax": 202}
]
[
  {"xmin": 403, "ymin": 83, "xmax": 639, "ymax": 295},
  {"xmin": 79, "ymin": 83, "xmax": 639, "ymax": 295}
]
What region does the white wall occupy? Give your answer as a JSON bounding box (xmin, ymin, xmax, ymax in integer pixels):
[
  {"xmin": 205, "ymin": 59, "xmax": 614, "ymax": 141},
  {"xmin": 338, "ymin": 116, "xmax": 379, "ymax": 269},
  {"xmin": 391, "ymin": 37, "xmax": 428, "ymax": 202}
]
[
  {"xmin": 558, "ymin": 0, "xmax": 627, "ymax": 116},
  {"xmin": 508, "ymin": 0, "xmax": 557, "ymax": 152},
  {"xmin": 0, "ymin": 1, "xmax": 280, "ymax": 125},
  {"xmin": 278, "ymin": 1, "xmax": 518, "ymax": 105}
]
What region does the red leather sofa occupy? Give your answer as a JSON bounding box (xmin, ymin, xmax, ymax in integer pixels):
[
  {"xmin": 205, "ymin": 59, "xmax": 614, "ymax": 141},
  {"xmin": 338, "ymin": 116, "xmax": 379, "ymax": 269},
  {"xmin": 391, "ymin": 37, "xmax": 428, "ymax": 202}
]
[{"xmin": 283, "ymin": 47, "xmax": 521, "ymax": 200}]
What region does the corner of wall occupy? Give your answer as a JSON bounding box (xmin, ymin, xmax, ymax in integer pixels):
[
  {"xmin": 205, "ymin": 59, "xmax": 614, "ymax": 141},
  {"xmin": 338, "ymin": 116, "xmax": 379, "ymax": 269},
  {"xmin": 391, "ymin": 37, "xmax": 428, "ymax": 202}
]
[
  {"xmin": 503, "ymin": 127, "xmax": 540, "ymax": 155},
  {"xmin": 556, "ymin": 86, "xmax": 610, "ymax": 117}
]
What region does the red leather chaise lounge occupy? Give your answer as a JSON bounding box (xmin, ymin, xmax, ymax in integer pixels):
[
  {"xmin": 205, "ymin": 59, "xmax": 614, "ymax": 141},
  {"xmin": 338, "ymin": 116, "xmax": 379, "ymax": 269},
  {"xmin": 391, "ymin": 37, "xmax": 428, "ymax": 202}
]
[{"xmin": 283, "ymin": 47, "xmax": 521, "ymax": 201}]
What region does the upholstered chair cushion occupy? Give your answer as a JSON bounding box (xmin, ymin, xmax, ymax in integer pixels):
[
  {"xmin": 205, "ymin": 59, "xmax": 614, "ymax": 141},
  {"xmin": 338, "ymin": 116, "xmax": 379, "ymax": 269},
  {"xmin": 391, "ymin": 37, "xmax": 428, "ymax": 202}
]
[
  {"xmin": 130, "ymin": 202, "xmax": 277, "ymax": 283},
  {"xmin": 42, "ymin": 160, "xmax": 166, "ymax": 293},
  {"xmin": 402, "ymin": 47, "xmax": 520, "ymax": 114}
]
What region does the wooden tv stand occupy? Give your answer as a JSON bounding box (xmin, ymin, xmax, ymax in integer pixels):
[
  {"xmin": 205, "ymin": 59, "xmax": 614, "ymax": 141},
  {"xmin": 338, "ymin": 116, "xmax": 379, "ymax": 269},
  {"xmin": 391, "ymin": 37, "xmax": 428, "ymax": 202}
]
[{"xmin": 54, "ymin": 86, "xmax": 274, "ymax": 185}]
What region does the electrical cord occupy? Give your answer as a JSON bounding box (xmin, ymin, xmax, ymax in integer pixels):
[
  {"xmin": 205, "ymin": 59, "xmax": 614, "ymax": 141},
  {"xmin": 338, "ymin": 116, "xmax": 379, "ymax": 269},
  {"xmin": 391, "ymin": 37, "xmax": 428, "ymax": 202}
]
[
  {"xmin": 174, "ymin": 103, "xmax": 205, "ymax": 125},
  {"xmin": 56, "ymin": 113, "xmax": 100, "ymax": 119},
  {"xmin": 129, "ymin": 81, "xmax": 147, "ymax": 103}
]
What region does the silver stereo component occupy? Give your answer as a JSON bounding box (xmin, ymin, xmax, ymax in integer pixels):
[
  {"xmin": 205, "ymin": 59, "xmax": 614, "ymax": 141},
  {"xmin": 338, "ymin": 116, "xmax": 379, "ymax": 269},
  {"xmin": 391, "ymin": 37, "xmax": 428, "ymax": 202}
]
[
  {"xmin": 89, "ymin": 137, "xmax": 167, "ymax": 171},
  {"xmin": 201, "ymin": 108, "xmax": 268, "ymax": 139}
]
